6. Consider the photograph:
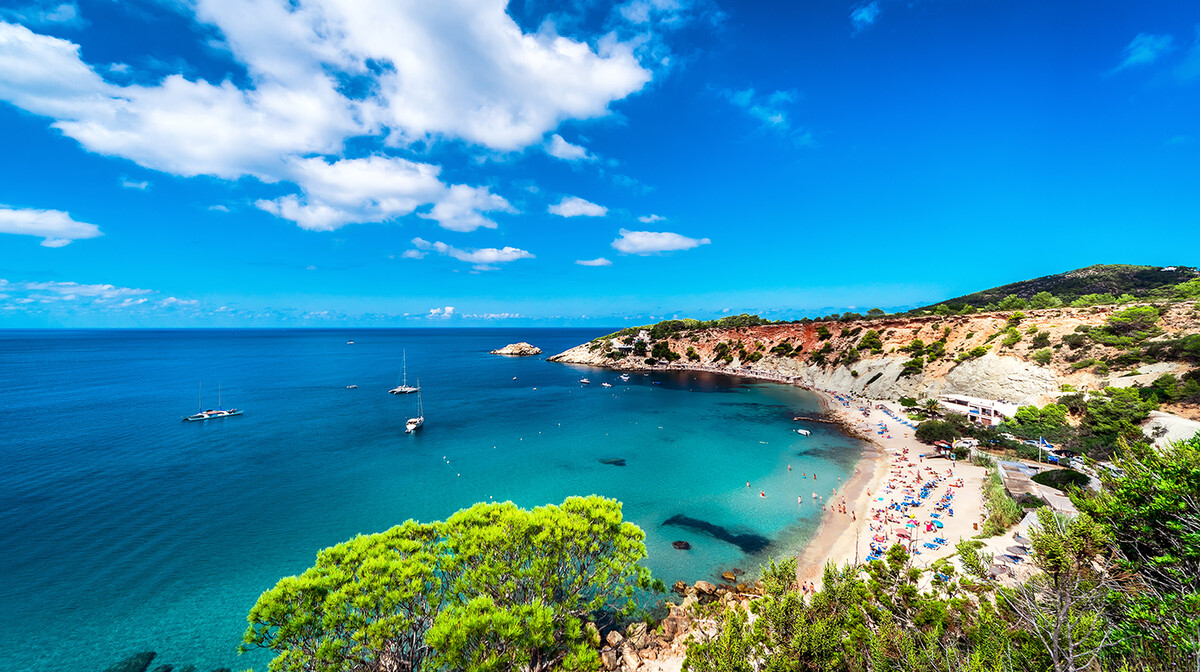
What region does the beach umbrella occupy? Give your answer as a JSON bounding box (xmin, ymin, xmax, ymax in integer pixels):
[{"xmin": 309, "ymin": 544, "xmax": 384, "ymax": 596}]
[
  {"xmin": 932, "ymin": 520, "xmax": 943, "ymax": 528},
  {"xmin": 905, "ymin": 520, "xmax": 917, "ymax": 527}
]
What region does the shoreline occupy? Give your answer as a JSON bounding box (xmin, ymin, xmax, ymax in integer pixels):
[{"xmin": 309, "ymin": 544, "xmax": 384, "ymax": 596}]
[{"xmin": 792, "ymin": 389, "xmax": 890, "ymax": 584}]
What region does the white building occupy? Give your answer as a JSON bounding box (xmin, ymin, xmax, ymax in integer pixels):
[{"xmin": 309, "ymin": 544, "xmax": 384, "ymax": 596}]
[{"xmin": 936, "ymin": 394, "xmax": 1019, "ymax": 427}]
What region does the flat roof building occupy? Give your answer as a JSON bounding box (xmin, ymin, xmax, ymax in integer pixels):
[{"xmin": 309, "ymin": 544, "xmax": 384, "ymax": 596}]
[{"xmin": 936, "ymin": 394, "xmax": 1019, "ymax": 427}]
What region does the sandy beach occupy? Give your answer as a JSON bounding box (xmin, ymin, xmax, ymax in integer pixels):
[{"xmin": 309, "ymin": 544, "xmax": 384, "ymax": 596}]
[{"xmin": 795, "ymin": 390, "xmax": 991, "ymax": 586}]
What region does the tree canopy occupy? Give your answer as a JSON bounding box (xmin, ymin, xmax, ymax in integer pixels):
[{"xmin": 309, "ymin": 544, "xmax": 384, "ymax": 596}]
[{"xmin": 242, "ymin": 496, "xmax": 659, "ymax": 672}]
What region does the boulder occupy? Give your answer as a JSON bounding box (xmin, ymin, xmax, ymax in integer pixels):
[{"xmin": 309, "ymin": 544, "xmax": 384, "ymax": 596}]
[
  {"xmin": 681, "ymin": 594, "xmax": 698, "ymax": 610},
  {"xmin": 672, "ymin": 540, "xmax": 692, "ymax": 550},
  {"xmin": 661, "ymin": 617, "xmax": 681, "ymax": 641},
  {"xmin": 721, "ymin": 571, "xmax": 736, "ymax": 582},
  {"xmin": 601, "ymin": 649, "xmax": 620, "ymax": 670},
  {"xmin": 694, "ymin": 580, "xmax": 717, "ymax": 595},
  {"xmin": 606, "ymin": 630, "xmax": 624, "ymax": 648},
  {"xmin": 103, "ymin": 653, "xmax": 157, "ymax": 672},
  {"xmin": 672, "ymin": 580, "xmax": 688, "ymax": 594},
  {"xmin": 621, "ymin": 647, "xmax": 641, "ymax": 671},
  {"xmin": 489, "ymin": 342, "xmax": 542, "ymax": 356},
  {"xmin": 626, "ymin": 622, "xmax": 649, "ymax": 649}
]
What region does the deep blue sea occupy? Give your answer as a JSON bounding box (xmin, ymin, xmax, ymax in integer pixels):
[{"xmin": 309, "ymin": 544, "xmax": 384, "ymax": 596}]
[{"xmin": 0, "ymin": 328, "xmax": 864, "ymax": 672}]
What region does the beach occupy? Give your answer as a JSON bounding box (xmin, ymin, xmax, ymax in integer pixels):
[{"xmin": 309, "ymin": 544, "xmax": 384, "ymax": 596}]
[{"xmin": 795, "ymin": 390, "xmax": 991, "ymax": 585}]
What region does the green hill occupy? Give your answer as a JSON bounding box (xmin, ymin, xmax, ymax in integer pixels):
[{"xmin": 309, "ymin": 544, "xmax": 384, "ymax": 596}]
[{"xmin": 927, "ymin": 264, "xmax": 1199, "ymax": 311}]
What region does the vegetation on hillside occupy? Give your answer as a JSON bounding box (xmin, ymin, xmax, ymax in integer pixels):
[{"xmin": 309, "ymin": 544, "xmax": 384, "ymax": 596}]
[{"xmin": 684, "ymin": 434, "xmax": 1200, "ymax": 672}]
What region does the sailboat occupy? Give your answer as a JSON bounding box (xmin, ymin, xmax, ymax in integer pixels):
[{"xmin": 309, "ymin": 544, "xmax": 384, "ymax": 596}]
[
  {"xmin": 405, "ymin": 380, "xmax": 424, "ymax": 433},
  {"xmin": 389, "ymin": 350, "xmax": 420, "ymax": 394},
  {"xmin": 183, "ymin": 382, "xmax": 242, "ymax": 422}
]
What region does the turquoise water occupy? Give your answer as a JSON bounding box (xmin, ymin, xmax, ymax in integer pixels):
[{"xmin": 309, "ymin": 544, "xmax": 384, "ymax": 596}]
[{"xmin": 0, "ymin": 329, "xmax": 863, "ymax": 672}]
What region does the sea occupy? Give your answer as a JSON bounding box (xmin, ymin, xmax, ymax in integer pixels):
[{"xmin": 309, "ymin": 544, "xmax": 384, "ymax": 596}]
[{"xmin": 0, "ymin": 328, "xmax": 865, "ymax": 672}]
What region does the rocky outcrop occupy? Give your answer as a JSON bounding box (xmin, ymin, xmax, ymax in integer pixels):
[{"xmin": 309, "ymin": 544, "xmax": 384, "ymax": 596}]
[
  {"xmin": 489, "ymin": 342, "xmax": 542, "ymax": 356},
  {"xmin": 550, "ymin": 302, "xmax": 1200, "ymax": 407}
]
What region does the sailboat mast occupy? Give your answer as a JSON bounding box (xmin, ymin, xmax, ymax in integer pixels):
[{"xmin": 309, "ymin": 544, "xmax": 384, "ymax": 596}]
[
  {"xmin": 402, "ymin": 350, "xmax": 408, "ymax": 387},
  {"xmin": 198, "ymin": 381, "xmax": 202, "ymax": 412}
]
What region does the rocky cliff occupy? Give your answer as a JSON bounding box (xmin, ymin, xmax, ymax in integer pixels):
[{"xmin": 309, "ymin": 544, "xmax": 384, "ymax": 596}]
[{"xmin": 549, "ymin": 302, "xmax": 1200, "ymax": 408}]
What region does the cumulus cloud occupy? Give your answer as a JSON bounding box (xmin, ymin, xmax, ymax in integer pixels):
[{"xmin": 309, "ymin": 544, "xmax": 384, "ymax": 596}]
[
  {"xmin": 545, "ymin": 133, "xmax": 593, "ymax": 161},
  {"xmin": 548, "ymin": 195, "xmax": 608, "ymax": 217},
  {"xmin": 638, "ymin": 213, "xmax": 665, "ymax": 223},
  {"xmin": 411, "ymin": 237, "xmax": 534, "ymax": 267},
  {"xmin": 1113, "ymin": 33, "xmax": 1176, "ymax": 72},
  {"xmin": 850, "ymin": 2, "xmax": 881, "ymax": 33},
  {"xmin": 401, "ymin": 249, "xmax": 425, "ymax": 259},
  {"xmin": 0, "ymin": 2, "xmax": 653, "ymax": 232},
  {"xmin": 463, "ymin": 312, "xmax": 520, "ymax": 319},
  {"xmin": 428, "ymin": 306, "xmax": 456, "ymax": 318},
  {"xmin": 612, "ymin": 228, "xmax": 710, "ymax": 255},
  {"xmin": 0, "ymin": 205, "xmax": 102, "ymax": 246},
  {"xmin": 576, "ymin": 257, "xmax": 613, "ymax": 266},
  {"xmin": 3, "ymin": 280, "xmax": 152, "ymax": 305}
]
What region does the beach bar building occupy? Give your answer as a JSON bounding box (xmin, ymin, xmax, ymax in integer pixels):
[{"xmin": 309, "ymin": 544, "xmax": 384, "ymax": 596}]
[{"xmin": 936, "ymin": 394, "xmax": 1019, "ymax": 427}]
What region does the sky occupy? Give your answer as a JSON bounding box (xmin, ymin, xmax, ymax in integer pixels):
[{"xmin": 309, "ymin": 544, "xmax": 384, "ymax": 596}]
[{"xmin": 0, "ymin": 0, "xmax": 1197, "ymax": 327}]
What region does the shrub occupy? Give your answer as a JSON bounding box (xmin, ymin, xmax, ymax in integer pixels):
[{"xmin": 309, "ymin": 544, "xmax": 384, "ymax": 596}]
[
  {"xmin": 1031, "ymin": 331, "xmax": 1051, "ymax": 348},
  {"xmin": 1032, "ymin": 348, "xmax": 1053, "ymax": 366},
  {"xmin": 998, "ymin": 294, "xmax": 1028, "ymax": 310},
  {"xmin": 857, "ymin": 330, "xmax": 883, "ymax": 352},
  {"xmin": 651, "ymin": 341, "xmax": 680, "ymax": 362},
  {"xmin": 915, "ymin": 419, "xmax": 960, "ymax": 443},
  {"xmin": 1001, "ymin": 327, "xmax": 1022, "ymax": 348},
  {"xmin": 900, "ymin": 356, "xmax": 925, "ymax": 377},
  {"xmin": 816, "ymin": 325, "xmax": 832, "ymax": 341}
]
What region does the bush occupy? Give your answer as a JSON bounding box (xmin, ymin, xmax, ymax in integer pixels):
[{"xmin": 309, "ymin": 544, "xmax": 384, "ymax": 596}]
[
  {"xmin": 899, "ymin": 397, "xmax": 918, "ymax": 407},
  {"xmin": 651, "ymin": 341, "xmax": 680, "ymax": 362},
  {"xmin": 915, "ymin": 419, "xmax": 960, "ymax": 444},
  {"xmin": 980, "ymin": 467, "xmax": 1022, "ymax": 536},
  {"xmin": 1032, "ymin": 348, "xmax": 1053, "ymax": 366},
  {"xmin": 857, "ymin": 330, "xmax": 883, "ymax": 352},
  {"xmin": 1031, "ymin": 331, "xmax": 1051, "ymax": 348},
  {"xmin": 900, "ymin": 356, "xmax": 924, "ymax": 377},
  {"xmin": 816, "ymin": 325, "xmax": 832, "ymax": 341},
  {"xmin": 1001, "ymin": 327, "xmax": 1022, "ymax": 348}
]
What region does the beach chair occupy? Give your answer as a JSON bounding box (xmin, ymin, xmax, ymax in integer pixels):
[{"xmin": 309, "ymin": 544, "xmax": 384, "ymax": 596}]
[
  {"xmin": 934, "ymin": 537, "xmax": 948, "ymax": 545},
  {"xmin": 923, "ymin": 542, "xmax": 938, "ymax": 550}
]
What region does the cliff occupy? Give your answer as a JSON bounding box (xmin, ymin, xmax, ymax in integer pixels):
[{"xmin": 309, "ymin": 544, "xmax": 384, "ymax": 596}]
[{"xmin": 549, "ymin": 302, "xmax": 1200, "ymax": 410}]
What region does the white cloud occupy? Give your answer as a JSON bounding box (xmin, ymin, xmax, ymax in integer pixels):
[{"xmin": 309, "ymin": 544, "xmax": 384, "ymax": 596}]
[
  {"xmin": 724, "ymin": 88, "xmax": 796, "ymax": 129},
  {"xmin": 428, "ymin": 306, "xmax": 456, "ymax": 318},
  {"xmin": 209, "ymin": 204, "xmax": 230, "ymax": 212},
  {"xmin": 850, "ymin": 2, "xmax": 880, "ymax": 33},
  {"xmin": 548, "ymin": 195, "xmax": 607, "ymax": 217},
  {"xmin": 0, "ymin": 2, "xmax": 653, "ymax": 232},
  {"xmin": 612, "ymin": 228, "xmax": 709, "ymax": 255},
  {"xmin": 545, "ymin": 133, "xmax": 593, "ymax": 161},
  {"xmin": 254, "ymin": 155, "xmax": 512, "ymax": 232},
  {"xmin": 411, "ymin": 237, "xmax": 534, "ymax": 266},
  {"xmin": 0, "ymin": 2, "xmax": 82, "ymax": 28},
  {"xmin": 576, "ymin": 257, "xmax": 613, "ymax": 266},
  {"xmin": 638, "ymin": 214, "xmax": 665, "ymax": 223},
  {"xmin": 420, "ymin": 183, "xmax": 515, "ymax": 233},
  {"xmin": 401, "ymin": 249, "xmax": 425, "ymax": 259},
  {"xmin": 159, "ymin": 296, "xmax": 199, "ymax": 308},
  {"xmin": 13, "ymin": 280, "xmax": 151, "ymax": 303},
  {"xmin": 0, "ymin": 205, "xmax": 101, "ymax": 246},
  {"xmin": 121, "ymin": 178, "xmax": 149, "ymax": 190},
  {"xmin": 463, "ymin": 312, "xmax": 520, "ymax": 319},
  {"xmin": 1114, "ymin": 33, "xmax": 1176, "ymax": 72}
]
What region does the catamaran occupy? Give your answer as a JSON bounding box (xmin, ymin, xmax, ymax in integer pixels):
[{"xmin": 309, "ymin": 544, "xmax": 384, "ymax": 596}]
[
  {"xmin": 183, "ymin": 382, "xmax": 242, "ymax": 422},
  {"xmin": 405, "ymin": 381, "xmax": 424, "ymax": 433},
  {"xmin": 389, "ymin": 350, "xmax": 420, "ymax": 394}
]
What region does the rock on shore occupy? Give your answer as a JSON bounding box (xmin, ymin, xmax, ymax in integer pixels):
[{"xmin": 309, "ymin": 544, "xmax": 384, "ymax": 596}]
[{"xmin": 489, "ymin": 342, "xmax": 542, "ymax": 356}]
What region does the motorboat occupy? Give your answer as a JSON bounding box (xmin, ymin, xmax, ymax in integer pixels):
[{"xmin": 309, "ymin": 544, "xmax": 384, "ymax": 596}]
[
  {"xmin": 346, "ymin": 385, "xmax": 358, "ymax": 389},
  {"xmin": 579, "ymin": 378, "xmax": 590, "ymax": 385},
  {"xmin": 796, "ymin": 428, "xmax": 811, "ymax": 436},
  {"xmin": 601, "ymin": 382, "xmax": 612, "ymax": 388}
]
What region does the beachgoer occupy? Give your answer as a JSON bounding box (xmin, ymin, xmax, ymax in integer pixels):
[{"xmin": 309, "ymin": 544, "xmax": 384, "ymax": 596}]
[{"xmin": 760, "ymin": 490, "xmax": 765, "ymax": 498}]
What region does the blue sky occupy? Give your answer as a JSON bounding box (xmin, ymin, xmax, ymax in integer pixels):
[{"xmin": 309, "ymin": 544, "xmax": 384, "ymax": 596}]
[{"xmin": 0, "ymin": 0, "xmax": 1197, "ymax": 327}]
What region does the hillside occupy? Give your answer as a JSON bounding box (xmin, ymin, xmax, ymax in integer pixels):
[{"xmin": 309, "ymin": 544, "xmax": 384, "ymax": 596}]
[
  {"xmin": 922, "ymin": 263, "xmax": 1198, "ymax": 312},
  {"xmin": 550, "ymin": 301, "xmax": 1200, "ymax": 419}
]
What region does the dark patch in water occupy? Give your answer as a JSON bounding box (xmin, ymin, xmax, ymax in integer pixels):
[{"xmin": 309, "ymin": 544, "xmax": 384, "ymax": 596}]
[
  {"xmin": 662, "ymin": 514, "xmax": 770, "ymax": 553},
  {"xmin": 599, "ymin": 457, "xmax": 627, "ymax": 467}
]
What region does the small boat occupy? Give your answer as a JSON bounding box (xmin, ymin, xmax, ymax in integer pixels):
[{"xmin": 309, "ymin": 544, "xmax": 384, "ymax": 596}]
[
  {"xmin": 620, "ymin": 374, "xmax": 630, "ymax": 381},
  {"xmin": 346, "ymin": 385, "xmax": 358, "ymax": 389},
  {"xmin": 347, "ymin": 340, "xmax": 355, "ymax": 345},
  {"xmin": 601, "ymin": 382, "xmax": 612, "ymax": 388},
  {"xmin": 796, "ymin": 428, "xmax": 811, "ymax": 436},
  {"xmin": 405, "ymin": 381, "xmax": 424, "ymax": 433},
  {"xmin": 579, "ymin": 378, "xmax": 590, "ymax": 385},
  {"xmin": 390, "ymin": 350, "xmax": 420, "ymax": 394},
  {"xmin": 183, "ymin": 382, "xmax": 242, "ymax": 422}
]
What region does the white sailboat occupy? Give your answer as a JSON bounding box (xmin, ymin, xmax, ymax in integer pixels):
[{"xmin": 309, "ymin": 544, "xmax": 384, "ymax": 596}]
[
  {"xmin": 405, "ymin": 380, "xmax": 424, "ymax": 433},
  {"xmin": 389, "ymin": 350, "xmax": 420, "ymax": 394},
  {"xmin": 183, "ymin": 382, "xmax": 242, "ymax": 422}
]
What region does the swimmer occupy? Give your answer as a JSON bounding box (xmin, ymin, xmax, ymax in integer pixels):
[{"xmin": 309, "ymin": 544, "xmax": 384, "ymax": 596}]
[{"xmin": 760, "ymin": 490, "xmax": 766, "ymax": 498}]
